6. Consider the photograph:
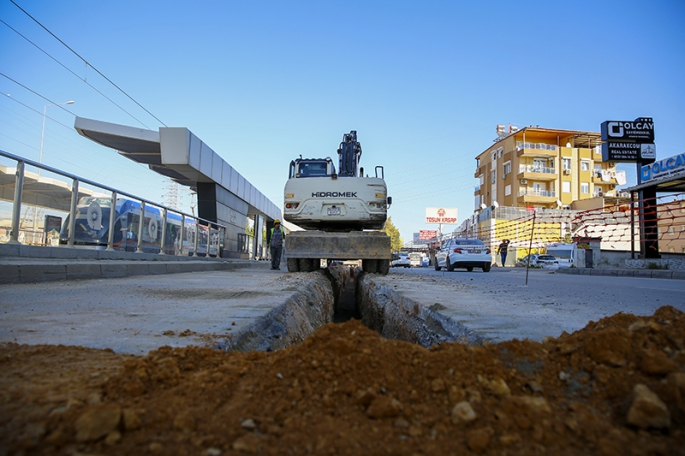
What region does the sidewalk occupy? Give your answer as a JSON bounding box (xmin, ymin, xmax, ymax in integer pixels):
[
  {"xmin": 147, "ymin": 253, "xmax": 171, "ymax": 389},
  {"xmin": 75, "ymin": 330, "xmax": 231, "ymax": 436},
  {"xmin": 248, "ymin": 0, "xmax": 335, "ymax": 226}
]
[
  {"xmin": 554, "ymin": 266, "xmax": 685, "ymax": 280},
  {"xmin": 0, "ymin": 243, "xmax": 270, "ymax": 284}
]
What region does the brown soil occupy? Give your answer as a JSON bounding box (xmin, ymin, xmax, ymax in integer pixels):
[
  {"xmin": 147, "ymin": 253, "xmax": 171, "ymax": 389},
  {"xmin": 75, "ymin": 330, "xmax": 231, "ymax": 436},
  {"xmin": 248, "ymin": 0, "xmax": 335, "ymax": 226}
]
[{"xmin": 1, "ymin": 306, "xmax": 684, "ymax": 455}]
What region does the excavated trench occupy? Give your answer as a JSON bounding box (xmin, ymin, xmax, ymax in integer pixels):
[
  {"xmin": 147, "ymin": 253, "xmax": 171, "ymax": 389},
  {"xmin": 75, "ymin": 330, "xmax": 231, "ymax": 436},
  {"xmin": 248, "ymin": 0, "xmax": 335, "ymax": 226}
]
[{"xmin": 216, "ymin": 265, "xmax": 482, "ymax": 353}]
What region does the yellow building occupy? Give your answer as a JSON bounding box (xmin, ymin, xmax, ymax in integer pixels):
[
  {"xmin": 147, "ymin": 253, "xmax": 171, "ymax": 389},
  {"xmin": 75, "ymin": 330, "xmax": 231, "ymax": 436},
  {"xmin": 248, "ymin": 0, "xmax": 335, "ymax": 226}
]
[{"xmin": 474, "ymin": 125, "xmax": 620, "ymax": 210}]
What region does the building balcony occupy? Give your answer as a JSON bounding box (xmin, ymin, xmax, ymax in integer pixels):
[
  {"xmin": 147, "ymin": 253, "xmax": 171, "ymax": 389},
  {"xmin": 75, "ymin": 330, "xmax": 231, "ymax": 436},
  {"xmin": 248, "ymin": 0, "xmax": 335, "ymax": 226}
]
[
  {"xmin": 517, "ymin": 189, "xmax": 557, "ymax": 204},
  {"xmin": 518, "ymin": 165, "xmax": 557, "ymax": 181},
  {"xmin": 515, "ymin": 143, "xmax": 558, "ymax": 158}
]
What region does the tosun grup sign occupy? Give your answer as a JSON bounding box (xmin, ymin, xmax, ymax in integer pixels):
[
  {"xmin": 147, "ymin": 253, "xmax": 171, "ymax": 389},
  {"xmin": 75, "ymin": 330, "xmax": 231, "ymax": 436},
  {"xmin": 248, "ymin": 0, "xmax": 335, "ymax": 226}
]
[{"xmin": 425, "ymin": 207, "xmax": 457, "ymax": 224}]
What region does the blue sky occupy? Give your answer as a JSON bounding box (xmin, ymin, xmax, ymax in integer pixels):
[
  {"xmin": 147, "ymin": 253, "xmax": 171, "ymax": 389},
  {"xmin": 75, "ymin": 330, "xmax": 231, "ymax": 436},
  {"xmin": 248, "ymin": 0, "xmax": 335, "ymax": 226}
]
[{"xmin": 1, "ymin": 0, "xmax": 684, "ymax": 242}]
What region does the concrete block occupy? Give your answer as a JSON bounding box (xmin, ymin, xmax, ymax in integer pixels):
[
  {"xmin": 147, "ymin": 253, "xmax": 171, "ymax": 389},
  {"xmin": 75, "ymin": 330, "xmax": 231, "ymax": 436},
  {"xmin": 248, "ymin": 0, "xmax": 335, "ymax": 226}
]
[
  {"xmin": 20, "ymin": 264, "xmax": 66, "ymax": 283},
  {"xmin": 166, "ymin": 263, "xmax": 185, "ymax": 274},
  {"xmin": 53, "ymin": 247, "xmax": 97, "ymax": 260},
  {"xmin": 50, "ymin": 246, "xmax": 84, "ymax": 260},
  {"xmin": 127, "ymin": 263, "xmax": 151, "ymax": 277},
  {"xmin": 649, "ymin": 270, "xmax": 672, "ymax": 279},
  {"xmin": 66, "ymin": 263, "xmax": 101, "ymax": 280},
  {"xmin": 632, "ymin": 270, "xmax": 651, "ymax": 278},
  {"xmin": 100, "ymin": 264, "xmax": 128, "ymax": 278},
  {"xmin": 671, "ymin": 271, "xmax": 685, "ymax": 281},
  {"xmin": 0, "ymin": 264, "xmax": 20, "ymax": 283},
  {"xmin": 149, "ymin": 263, "xmax": 168, "ymax": 275},
  {"xmin": 617, "ymin": 269, "xmax": 635, "ymax": 277},
  {"xmin": 0, "ymin": 243, "xmax": 21, "ymax": 257},
  {"xmin": 17, "ymin": 245, "xmax": 50, "ymax": 258}
]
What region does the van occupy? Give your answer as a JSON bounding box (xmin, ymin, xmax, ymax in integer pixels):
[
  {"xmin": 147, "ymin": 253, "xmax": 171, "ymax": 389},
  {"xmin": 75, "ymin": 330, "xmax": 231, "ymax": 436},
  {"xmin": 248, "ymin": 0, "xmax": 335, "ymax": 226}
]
[{"xmin": 545, "ymin": 242, "xmax": 576, "ymax": 267}]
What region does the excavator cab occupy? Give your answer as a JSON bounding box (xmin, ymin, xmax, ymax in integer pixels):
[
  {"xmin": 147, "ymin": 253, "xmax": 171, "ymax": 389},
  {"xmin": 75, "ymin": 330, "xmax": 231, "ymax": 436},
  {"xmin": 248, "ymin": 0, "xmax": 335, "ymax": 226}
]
[{"xmin": 289, "ymin": 157, "xmax": 335, "ymax": 179}]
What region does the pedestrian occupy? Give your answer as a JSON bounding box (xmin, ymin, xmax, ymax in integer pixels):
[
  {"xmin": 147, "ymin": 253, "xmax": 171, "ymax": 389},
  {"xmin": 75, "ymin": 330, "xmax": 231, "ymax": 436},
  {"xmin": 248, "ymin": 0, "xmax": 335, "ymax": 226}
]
[
  {"xmin": 497, "ymin": 239, "xmax": 509, "ymax": 267},
  {"xmin": 268, "ymin": 219, "xmax": 285, "ymax": 270}
]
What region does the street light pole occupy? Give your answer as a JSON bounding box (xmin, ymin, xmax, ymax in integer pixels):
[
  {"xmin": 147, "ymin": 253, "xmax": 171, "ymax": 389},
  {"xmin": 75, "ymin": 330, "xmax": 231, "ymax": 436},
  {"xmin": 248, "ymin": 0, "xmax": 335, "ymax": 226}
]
[
  {"xmin": 39, "ymin": 100, "xmax": 74, "ymax": 167},
  {"xmin": 33, "ymin": 100, "xmax": 74, "ymax": 243}
]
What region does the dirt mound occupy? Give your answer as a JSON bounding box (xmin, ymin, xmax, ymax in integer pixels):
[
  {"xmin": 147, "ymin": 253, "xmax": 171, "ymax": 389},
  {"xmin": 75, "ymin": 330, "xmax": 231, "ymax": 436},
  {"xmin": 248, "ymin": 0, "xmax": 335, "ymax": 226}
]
[{"xmin": 1, "ymin": 306, "xmax": 684, "ymax": 455}]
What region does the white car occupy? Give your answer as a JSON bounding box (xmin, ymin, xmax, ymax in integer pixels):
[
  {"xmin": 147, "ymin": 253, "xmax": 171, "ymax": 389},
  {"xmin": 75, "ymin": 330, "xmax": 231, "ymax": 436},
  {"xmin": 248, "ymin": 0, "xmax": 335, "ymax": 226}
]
[
  {"xmin": 534, "ymin": 255, "xmax": 559, "ymax": 267},
  {"xmin": 434, "ymin": 238, "xmax": 492, "ymax": 272},
  {"xmin": 391, "ymin": 253, "xmax": 412, "ymax": 268}
]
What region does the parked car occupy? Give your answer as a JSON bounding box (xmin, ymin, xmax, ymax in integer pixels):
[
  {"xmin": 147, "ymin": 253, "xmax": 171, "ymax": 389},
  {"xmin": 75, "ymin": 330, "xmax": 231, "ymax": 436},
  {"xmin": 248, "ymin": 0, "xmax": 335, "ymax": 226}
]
[
  {"xmin": 516, "ymin": 254, "xmax": 539, "ymax": 267},
  {"xmin": 534, "ymin": 254, "xmax": 559, "ymax": 267},
  {"xmin": 391, "ymin": 252, "xmax": 412, "ymax": 268},
  {"xmin": 434, "ymin": 238, "xmax": 491, "ymax": 272},
  {"xmin": 409, "ymin": 252, "xmax": 422, "ymax": 267}
]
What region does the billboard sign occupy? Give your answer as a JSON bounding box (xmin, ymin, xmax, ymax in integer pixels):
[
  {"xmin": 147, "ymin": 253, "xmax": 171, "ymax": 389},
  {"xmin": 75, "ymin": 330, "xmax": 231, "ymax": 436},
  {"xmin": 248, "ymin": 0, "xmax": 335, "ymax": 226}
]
[
  {"xmin": 601, "ymin": 117, "xmax": 654, "ymax": 143},
  {"xmin": 44, "ymin": 215, "xmax": 62, "ymax": 233},
  {"xmin": 601, "ymin": 142, "xmax": 656, "ymax": 162},
  {"xmin": 419, "ymin": 230, "xmax": 438, "ymax": 240},
  {"xmin": 425, "ymin": 207, "xmax": 457, "ymax": 224},
  {"xmin": 640, "ymin": 153, "xmax": 685, "ymax": 183}
]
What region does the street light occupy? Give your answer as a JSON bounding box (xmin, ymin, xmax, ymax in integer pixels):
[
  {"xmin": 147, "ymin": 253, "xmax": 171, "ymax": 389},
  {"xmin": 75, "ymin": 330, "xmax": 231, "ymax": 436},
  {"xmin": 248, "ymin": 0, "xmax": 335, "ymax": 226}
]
[
  {"xmin": 39, "ymin": 100, "xmax": 75, "ymax": 166},
  {"xmin": 34, "ymin": 100, "xmax": 74, "ymax": 242}
]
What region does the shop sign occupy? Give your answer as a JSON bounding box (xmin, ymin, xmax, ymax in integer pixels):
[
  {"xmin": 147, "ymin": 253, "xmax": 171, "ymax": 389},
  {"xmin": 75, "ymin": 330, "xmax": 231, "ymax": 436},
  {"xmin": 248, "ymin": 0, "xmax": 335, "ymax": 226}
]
[{"xmin": 641, "ymin": 153, "xmax": 685, "ymax": 182}]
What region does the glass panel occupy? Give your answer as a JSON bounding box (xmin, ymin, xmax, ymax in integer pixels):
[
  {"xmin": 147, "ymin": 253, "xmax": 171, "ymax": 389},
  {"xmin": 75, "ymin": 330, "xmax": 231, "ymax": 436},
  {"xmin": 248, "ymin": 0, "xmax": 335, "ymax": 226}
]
[{"xmin": 0, "ymin": 156, "xmax": 17, "ymax": 244}]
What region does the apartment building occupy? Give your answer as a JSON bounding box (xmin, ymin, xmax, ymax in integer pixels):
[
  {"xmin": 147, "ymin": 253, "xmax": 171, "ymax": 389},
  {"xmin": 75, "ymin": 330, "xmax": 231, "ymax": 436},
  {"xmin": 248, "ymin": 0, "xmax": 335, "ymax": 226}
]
[{"xmin": 474, "ymin": 125, "xmax": 624, "ymax": 211}]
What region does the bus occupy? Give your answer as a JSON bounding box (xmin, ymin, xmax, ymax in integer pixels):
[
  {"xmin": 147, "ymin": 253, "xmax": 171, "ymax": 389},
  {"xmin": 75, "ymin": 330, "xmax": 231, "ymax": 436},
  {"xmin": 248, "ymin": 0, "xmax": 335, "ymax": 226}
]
[{"xmin": 59, "ymin": 197, "xmax": 219, "ymax": 256}]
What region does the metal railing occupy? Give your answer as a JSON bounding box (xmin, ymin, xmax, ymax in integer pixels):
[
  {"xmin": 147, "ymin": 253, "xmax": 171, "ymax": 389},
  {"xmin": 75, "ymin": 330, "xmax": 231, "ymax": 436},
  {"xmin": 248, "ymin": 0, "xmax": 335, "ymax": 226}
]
[
  {"xmin": 518, "ymin": 189, "xmax": 556, "ymax": 198},
  {"xmin": 518, "ymin": 165, "xmax": 556, "ymax": 175},
  {"xmin": 0, "ymin": 149, "xmax": 227, "ymax": 257}
]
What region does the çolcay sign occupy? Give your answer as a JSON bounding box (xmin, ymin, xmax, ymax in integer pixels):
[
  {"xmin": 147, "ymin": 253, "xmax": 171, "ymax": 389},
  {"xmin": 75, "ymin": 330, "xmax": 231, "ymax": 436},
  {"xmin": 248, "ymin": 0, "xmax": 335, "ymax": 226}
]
[
  {"xmin": 641, "ymin": 153, "xmax": 685, "ymax": 182},
  {"xmin": 601, "ymin": 117, "xmax": 655, "ymax": 142}
]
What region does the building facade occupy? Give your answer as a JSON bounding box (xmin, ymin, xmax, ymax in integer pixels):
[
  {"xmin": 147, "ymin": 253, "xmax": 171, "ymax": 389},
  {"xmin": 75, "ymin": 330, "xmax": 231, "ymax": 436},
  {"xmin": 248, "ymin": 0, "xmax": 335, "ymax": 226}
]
[{"xmin": 474, "ymin": 125, "xmax": 625, "ymax": 211}]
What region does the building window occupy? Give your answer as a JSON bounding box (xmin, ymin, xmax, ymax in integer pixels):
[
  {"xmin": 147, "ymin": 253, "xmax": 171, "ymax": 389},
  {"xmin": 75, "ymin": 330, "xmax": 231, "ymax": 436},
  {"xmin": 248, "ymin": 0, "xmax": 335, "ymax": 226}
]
[
  {"xmin": 581, "ymin": 183, "xmax": 589, "ymax": 194},
  {"xmin": 480, "ymin": 174, "xmax": 484, "ymax": 185},
  {"xmin": 505, "ymin": 185, "xmax": 511, "ymax": 196},
  {"xmin": 491, "ymin": 170, "xmax": 496, "ymax": 184},
  {"xmin": 503, "ymin": 161, "xmax": 511, "ymax": 176},
  {"xmin": 562, "ymin": 181, "xmax": 571, "ymax": 193},
  {"xmin": 562, "ymin": 158, "xmax": 571, "ymax": 171},
  {"xmin": 492, "ymin": 152, "xmax": 497, "ymax": 162},
  {"xmin": 581, "ymin": 160, "xmax": 590, "ymax": 171}
]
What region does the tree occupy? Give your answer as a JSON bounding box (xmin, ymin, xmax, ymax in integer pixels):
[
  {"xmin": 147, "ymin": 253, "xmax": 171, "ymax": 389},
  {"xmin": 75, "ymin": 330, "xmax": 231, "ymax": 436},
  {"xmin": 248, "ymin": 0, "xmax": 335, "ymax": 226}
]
[{"xmin": 382, "ymin": 217, "xmax": 403, "ymax": 252}]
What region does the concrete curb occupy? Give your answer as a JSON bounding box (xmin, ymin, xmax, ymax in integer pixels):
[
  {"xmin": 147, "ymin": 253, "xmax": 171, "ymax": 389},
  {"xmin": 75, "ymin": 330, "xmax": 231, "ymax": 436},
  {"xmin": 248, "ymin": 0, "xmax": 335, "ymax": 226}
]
[
  {"xmin": 0, "ymin": 243, "xmax": 243, "ymax": 262},
  {"xmin": 555, "ymin": 267, "xmax": 685, "ymax": 280},
  {"xmin": 216, "ymin": 268, "xmax": 347, "ymax": 352},
  {"xmin": 0, "ymin": 259, "xmax": 268, "ymax": 284},
  {"xmin": 0, "ymin": 243, "xmax": 270, "ymax": 284}
]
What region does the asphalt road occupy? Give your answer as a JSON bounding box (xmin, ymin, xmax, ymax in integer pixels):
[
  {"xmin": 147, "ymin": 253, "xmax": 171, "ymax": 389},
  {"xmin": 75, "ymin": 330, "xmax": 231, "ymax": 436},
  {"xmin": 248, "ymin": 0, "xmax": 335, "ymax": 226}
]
[{"xmin": 379, "ymin": 265, "xmax": 685, "ymax": 343}]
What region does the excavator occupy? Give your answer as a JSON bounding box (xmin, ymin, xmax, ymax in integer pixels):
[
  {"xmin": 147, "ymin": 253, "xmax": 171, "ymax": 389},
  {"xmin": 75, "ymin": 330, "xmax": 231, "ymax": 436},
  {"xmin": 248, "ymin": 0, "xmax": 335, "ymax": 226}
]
[{"xmin": 282, "ymin": 131, "xmax": 392, "ymax": 274}]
